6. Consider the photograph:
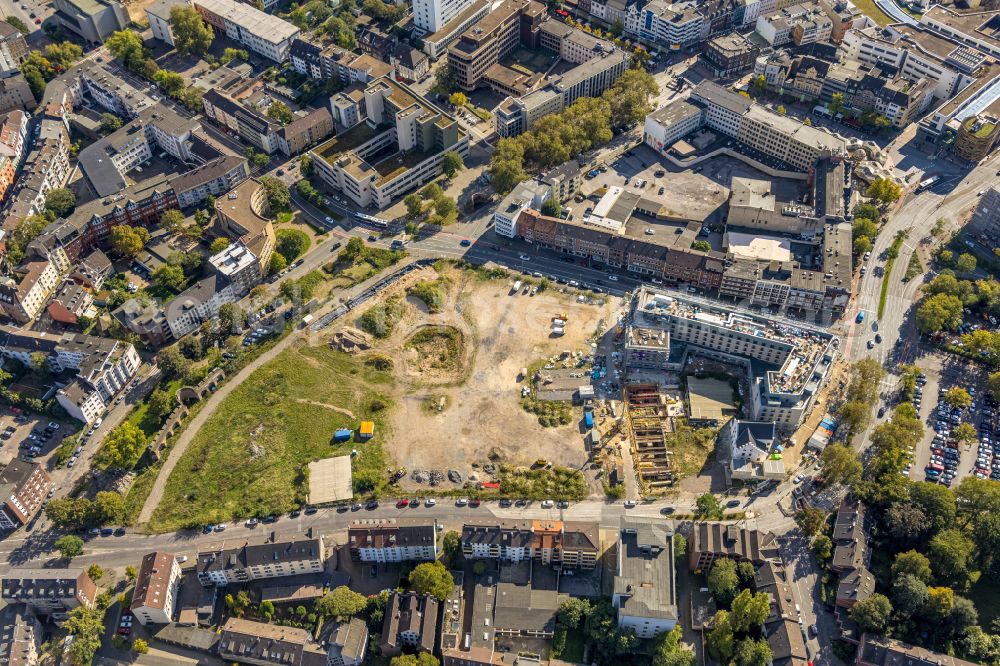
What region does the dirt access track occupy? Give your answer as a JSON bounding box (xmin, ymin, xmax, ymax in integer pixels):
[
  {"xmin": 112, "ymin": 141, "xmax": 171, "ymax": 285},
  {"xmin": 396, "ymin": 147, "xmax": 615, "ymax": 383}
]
[{"xmin": 324, "ymin": 263, "xmax": 622, "ymax": 489}]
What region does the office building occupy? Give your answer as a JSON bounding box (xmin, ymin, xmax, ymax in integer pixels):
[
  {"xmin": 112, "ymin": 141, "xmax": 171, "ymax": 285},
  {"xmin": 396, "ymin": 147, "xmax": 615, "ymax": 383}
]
[
  {"xmin": 310, "ymin": 77, "xmax": 469, "ymax": 209},
  {"xmin": 613, "ymin": 519, "xmax": 677, "ymax": 638},
  {"xmin": 447, "ymin": 0, "xmax": 546, "ymax": 92},
  {"xmin": 1, "ymin": 570, "xmax": 97, "ymax": 619},
  {"xmin": 704, "ymin": 32, "xmax": 760, "ymax": 76},
  {"xmin": 413, "ymin": 0, "xmax": 481, "ymax": 33},
  {"xmin": 348, "ymin": 519, "xmax": 438, "ymax": 562},
  {"xmin": 0, "ymin": 460, "xmax": 51, "ymax": 531},
  {"xmin": 194, "ymin": 0, "xmax": 300, "ymax": 62},
  {"xmin": 196, "ymin": 536, "xmax": 326, "ymax": 587},
  {"xmin": 625, "ymin": 0, "xmax": 706, "ymax": 48},
  {"xmin": 421, "ymin": 0, "xmax": 490, "ymax": 59},
  {"xmin": 969, "ymin": 186, "xmax": 1000, "ymax": 249},
  {"xmin": 131, "ymin": 551, "xmax": 182, "ymax": 625},
  {"xmin": 52, "ymin": 0, "xmax": 128, "ymax": 44}
]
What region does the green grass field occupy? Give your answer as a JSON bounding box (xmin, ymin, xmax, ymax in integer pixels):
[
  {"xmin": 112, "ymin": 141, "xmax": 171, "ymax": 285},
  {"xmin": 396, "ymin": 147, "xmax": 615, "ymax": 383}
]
[
  {"xmin": 850, "ymin": 0, "xmax": 893, "ymax": 26},
  {"xmin": 148, "ymin": 344, "xmax": 393, "ymax": 531}
]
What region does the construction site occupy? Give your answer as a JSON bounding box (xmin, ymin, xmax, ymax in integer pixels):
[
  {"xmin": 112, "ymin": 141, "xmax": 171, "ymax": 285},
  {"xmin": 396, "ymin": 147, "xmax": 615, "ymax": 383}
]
[{"xmin": 623, "ymin": 384, "xmax": 675, "ymax": 489}]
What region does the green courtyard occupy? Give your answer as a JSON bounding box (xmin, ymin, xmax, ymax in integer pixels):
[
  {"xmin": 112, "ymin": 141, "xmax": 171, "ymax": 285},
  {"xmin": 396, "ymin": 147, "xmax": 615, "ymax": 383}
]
[{"xmin": 148, "ymin": 343, "xmax": 393, "ymax": 532}]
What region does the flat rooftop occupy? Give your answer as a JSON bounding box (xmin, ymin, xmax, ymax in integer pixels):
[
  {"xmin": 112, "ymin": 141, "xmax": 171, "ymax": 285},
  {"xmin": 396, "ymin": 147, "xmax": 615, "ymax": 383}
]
[{"xmin": 313, "ymin": 123, "xmax": 379, "ymax": 164}]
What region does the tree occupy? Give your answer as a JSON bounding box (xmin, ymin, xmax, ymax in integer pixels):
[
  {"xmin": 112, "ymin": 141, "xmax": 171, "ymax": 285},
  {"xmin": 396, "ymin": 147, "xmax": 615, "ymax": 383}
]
[
  {"xmin": 953, "ymin": 422, "xmax": 978, "ymax": 448},
  {"xmin": 916, "ymin": 293, "xmax": 963, "ymax": 334},
  {"xmin": 866, "ymin": 177, "xmax": 902, "ymax": 206},
  {"xmin": 820, "ymin": 444, "xmax": 862, "ymax": 487},
  {"xmin": 105, "ymin": 30, "xmax": 145, "ymax": 70},
  {"xmin": 54, "ymin": 535, "xmax": 84, "ymax": 559},
  {"xmin": 391, "ymin": 655, "xmax": 440, "ymax": 666},
  {"xmin": 276, "ymin": 229, "xmax": 309, "ymax": 261},
  {"xmin": 651, "ymin": 625, "xmax": 695, "ymax": 666},
  {"xmin": 260, "ymin": 176, "xmax": 290, "ymax": 212},
  {"xmin": 153, "ymin": 69, "xmax": 185, "ymax": 96},
  {"xmin": 210, "ymin": 237, "xmax": 231, "ymax": 253},
  {"xmin": 109, "ymin": 225, "xmax": 150, "ymax": 258},
  {"xmin": 540, "ymin": 199, "xmax": 562, "ymax": 217},
  {"xmin": 152, "ymin": 264, "xmax": 186, "ymax": 292},
  {"xmin": 854, "ymin": 235, "xmax": 873, "ymax": 255},
  {"xmin": 87, "ymin": 564, "xmax": 104, "ymax": 582},
  {"xmin": 125, "ymin": 565, "xmax": 138, "ymax": 582},
  {"xmin": 692, "ymin": 240, "xmax": 712, "ymax": 252},
  {"xmin": 132, "ymin": 639, "xmax": 149, "ymax": 655},
  {"xmin": 853, "ymin": 217, "xmax": 878, "ymax": 240},
  {"xmin": 432, "ymin": 65, "xmax": 458, "ymax": 96},
  {"xmin": 441, "ymin": 151, "xmax": 464, "ymax": 178},
  {"xmin": 776, "ymin": 104, "xmax": 786, "ymax": 115},
  {"xmin": 795, "ymin": 506, "xmax": 827, "ymax": 536},
  {"xmin": 956, "ymin": 252, "xmax": 978, "ymax": 275},
  {"xmin": 100, "ymin": 113, "xmax": 123, "ymax": 134},
  {"xmin": 269, "ymin": 252, "xmax": 287, "ymax": 275},
  {"xmin": 267, "ymin": 101, "xmax": 294, "ymax": 125},
  {"xmin": 848, "ymin": 593, "xmax": 893, "ymax": 633},
  {"xmin": 147, "ymin": 388, "xmax": 175, "ymax": 420},
  {"xmin": 45, "ymin": 188, "xmax": 75, "ymax": 217},
  {"xmin": 892, "ymin": 550, "xmax": 933, "ymax": 583},
  {"xmin": 218, "ymin": 303, "xmax": 246, "ymax": 336},
  {"xmin": 449, "ymin": 92, "xmax": 467, "ymax": 107},
  {"xmin": 707, "ymin": 558, "xmax": 739, "ymax": 605},
  {"xmin": 404, "ymin": 193, "xmax": 424, "ymax": 221},
  {"xmin": 944, "ymin": 387, "xmax": 972, "ymax": 410},
  {"xmin": 812, "ymin": 534, "xmax": 832, "ymax": 562},
  {"xmin": 949, "ymin": 596, "xmax": 979, "ymax": 636},
  {"xmin": 96, "ymin": 422, "xmax": 148, "ymax": 470},
  {"xmin": 909, "ymin": 481, "xmax": 956, "ymax": 535},
  {"xmin": 955, "ymin": 477, "xmax": 1000, "ymax": 527},
  {"xmin": 925, "ymin": 586, "xmax": 956, "ymax": 622},
  {"xmin": 734, "ymin": 638, "xmax": 772, "ymax": 666},
  {"xmin": 695, "ymin": 493, "xmax": 723, "ymax": 520},
  {"xmin": 5, "ymin": 16, "xmax": 28, "ymax": 35},
  {"xmin": 64, "ymin": 606, "xmax": 104, "ymax": 666},
  {"xmin": 557, "ymin": 597, "xmax": 591, "ymax": 628},
  {"xmin": 94, "ymin": 491, "xmax": 125, "ymax": 523},
  {"xmin": 928, "ymin": 528, "xmax": 975, "ymax": 585},
  {"xmin": 170, "ymin": 5, "xmax": 213, "ymax": 55},
  {"xmin": 157, "ymin": 347, "xmax": 190, "ymax": 380},
  {"xmin": 159, "ymin": 209, "xmax": 185, "ymax": 233},
  {"xmin": 729, "ymin": 589, "xmax": 770, "ymax": 632},
  {"xmin": 409, "ymin": 561, "xmax": 453, "ymax": 601},
  {"xmin": 892, "ymin": 574, "xmax": 928, "ymax": 617},
  {"xmin": 706, "ymin": 610, "xmax": 735, "ymax": 663}
]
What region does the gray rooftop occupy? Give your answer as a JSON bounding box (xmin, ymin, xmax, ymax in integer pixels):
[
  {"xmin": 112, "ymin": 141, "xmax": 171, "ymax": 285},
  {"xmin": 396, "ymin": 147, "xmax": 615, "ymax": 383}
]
[{"xmin": 614, "ymin": 518, "xmax": 677, "ymax": 621}]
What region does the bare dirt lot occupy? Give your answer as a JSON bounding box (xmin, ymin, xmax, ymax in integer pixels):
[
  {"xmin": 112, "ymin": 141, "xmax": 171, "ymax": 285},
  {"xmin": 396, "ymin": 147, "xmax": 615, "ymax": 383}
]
[{"xmin": 323, "ymin": 263, "xmax": 621, "ymax": 489}]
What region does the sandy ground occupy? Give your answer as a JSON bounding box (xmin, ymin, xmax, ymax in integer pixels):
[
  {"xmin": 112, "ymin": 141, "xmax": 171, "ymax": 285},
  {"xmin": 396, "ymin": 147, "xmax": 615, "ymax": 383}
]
[{"xmin": 324, "ymin": 265, "xmax": 621, "ymax": 488}]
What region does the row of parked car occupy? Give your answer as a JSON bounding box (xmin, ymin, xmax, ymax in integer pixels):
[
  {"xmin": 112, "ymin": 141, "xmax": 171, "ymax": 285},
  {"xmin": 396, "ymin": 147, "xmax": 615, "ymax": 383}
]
[
  {"xmin": 927, "ymin": 382, "xmax": 976, "ymax": 486},
  {"xmin": 974, "ymin": 392, "xmax": 1000, "ymax": 482}
]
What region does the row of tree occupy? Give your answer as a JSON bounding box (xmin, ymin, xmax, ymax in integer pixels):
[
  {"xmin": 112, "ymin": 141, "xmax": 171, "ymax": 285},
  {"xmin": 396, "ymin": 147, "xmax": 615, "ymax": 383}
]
[{"xmin": 488, "ymin": 68, "xmax": 659, "ymax": 194}]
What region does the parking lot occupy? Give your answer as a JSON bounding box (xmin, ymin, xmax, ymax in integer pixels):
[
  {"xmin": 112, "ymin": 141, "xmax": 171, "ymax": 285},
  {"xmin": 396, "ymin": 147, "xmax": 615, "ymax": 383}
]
[
  {"xmin": 0, "ymin": 411, "xmax": 74, "ymax": 486},
  {"xmin": 905, "ymin": 353, "xmax": 990, "ymax": 487}
]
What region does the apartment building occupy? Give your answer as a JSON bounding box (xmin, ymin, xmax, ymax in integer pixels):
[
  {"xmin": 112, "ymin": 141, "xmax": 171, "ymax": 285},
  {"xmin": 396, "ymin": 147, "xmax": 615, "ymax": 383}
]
[
  {"xmin": 1, "ymin": 123, "xmax": 71, "ymax": 235},
  {"xmin": 719, "ymin": 419, "xmax": 783, "ymax": 481},
  {"xmin": 0, "ymin": 328, "xmax": 142, "ymax": 424},
  {"xmin": 310, "ymin": 77, "xmax": 469, "ymax": 209},
  {"xmin": 0, "ymin": 460, "xmax": 51, "ymax": 531},
  {"xmin": 0, "ymin": 75, "xmax": 33, "ymax": 116},
  {"xmin": 196, "ymin": 537, "xmax": 325, "ymax": 587},
  {"xmin": 146, "ymin": 0, "xmax": 186, "ymax": 46},
  {"xmin": 689, "ymin": 523, "xmax": 779, "ymax": 571},
  {"xmin": 290, "ymin": 39, "xmax": 395, "ymax": 85},
  {"xmin": 0, "ymin": 603, "xmax": 43, "ymax": 666},
  {"xmin": 1, "ymin": 570, "xmax": 97, "ymax": 619},
  {"xmin": 391, "ymin": 44, "xmax": 431, "ymax": 82},
  {"xmin": 52, "ymin": 0, "xmax": 128, "ymax": 44},
  {"xmin": 447, "ymin": 0, "xmax": 546, "ymax": 91},
  {"xmin": 493, "ymin": 180, "xmax": 550, "ymax": 236},
  {"xmin": 275, "ymin": 107, "xmax": 334, "ymax": 156},
  {"xmin": 460, "ymin": 520, "xmax": 599, "ymax": 569},
  {"xmin": 131, "ymin": 551, "xmax": 182, "ymax": 625},
  {"xmin": 202, "ymin": 90, "xmax": 281, "ymax": 154},
  {"xmin": 214, "ymin": 178, "xmax": 276, "ymax": 279},
  {"xmin": 0, "ymin": 22, "xmax": 28, "ymax": 74},
  {"xmin": 381, "ymin": 592, "xmax": 439, "ymax": 656},
  {"xmin": 753, "ymin": 561, "xmax": 809, "ymax": 666},
  {"xmin": 348, "ymin": 519, "xmax": 438, "ymax": 562},
  {"xmin": 0, "ymin": 259, "xmax": 61, "ymax": 323},
  {"xmin": 613, "ymin": 519, "xmax": 677, "ymax": 638},
  {"xmin": 193, "ymin": 0, "xmax": 300, "ymax": 62},
  {"xmin": 856, "ymin": 636, "xmax": 977, "ymax": 666},
  {"xmin": 538, "ymin": 160, "xmax": 582, "ymax": 202},
  {"xmin": 168, "ymin": 155, "xmax": 251, "ymax": 208},
  {"xmin": 0, "ymin": 110, "xmax": 28, "ymax": 166},
  {"xmin": 326, "ymin": 619, "xmax": 368, "ymax": 666},
  {"xmin": 78, "ymin": 119, "xmax": 153, "ymax": 197},
  {"xmin": 218, "ymin": 619, "xmax": 331, "ymax": 666}
]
